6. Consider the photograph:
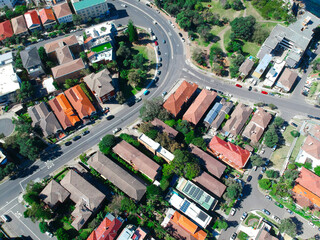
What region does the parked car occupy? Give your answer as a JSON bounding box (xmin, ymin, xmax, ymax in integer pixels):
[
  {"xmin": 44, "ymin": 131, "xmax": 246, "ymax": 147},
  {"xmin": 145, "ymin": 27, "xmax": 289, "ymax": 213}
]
[
  {"xmin": 178, "ymin": 33, "xmax": 183, "ymax": 37},
  {"xmin": 162, "ymin": 91, "xmax": 167, "ymax": 97},
  {"xmin": 181, "ymin": 37, "xmax": 185, "ymax": 42},
  {"xmin": 261, "ymin": 167, "xmax": 266, "ymax": 173},
  {"xmin": 155, "ymin": 41, "xmax": 158, "ymax": 46},
  {"xmin": 235, "ymin": 84, "xmax": 242, "ymax": 88},
  {"xmin": 127, "ymin": 100, "xmax": 135, "ymax": 107},
  {"xmin": 159, "ymin": 57, "xmax": 162, "ymax": 62},
  {"xmin": 309, "ymin": 221, "xmax": 315, "ymax": 227},
  {"xmin": 258, "ymin": 174, "xmax": 263, "ymax": 180},
  {"xmin": 46, "ymin": 232, "xmax": 54, "ymax": 238},
  {"xmin": 73, "ymin": 136, "xmax": 81, "ymax": 141},
  {"xmin": 1, "ymin": 215, "xmax": 10, "ymax": 222},
  {"xmin": 286, "ymin": 208, "xmax": 293, "ymax": 214},
  {"xmin": 272, "ymin": 216, "xmax": 281, "ymax": 223},
  {"xmin": 275, "ymin": 202, "xmax": 284, "ymax": 208},
  {"xmin": 107, "ymin": 115, "xmax": 114, "ymax": 120},
  {"xmin": 247, "ymin": 175, "xmax": 252, "ymax": 182},
  {"xmin": 230, "ymin": 208, "xmax": 236, "ymax": 216},
  {"xmin": 157, "ymin": 70, "xmax": 161, "ymax": 75},
  {"xmin": 120, "ymin": 3, "xmax": 127, "ymax": 7},
  {"xmin": 261, "ymin": 91, "xmax": 268, "ymax": 95},
  {"xmin": 265, "ymin": 195, "xmax": 272, "ymax": 201},
  {"xmin": 240, "ymin": 212, "xmax": 248, "ymax": 221},
  {"xmin": 291, "ymin": 122, "xmax": 298, "ymax": 127},
  {"xmin": 65, "ymin": 141, "xmax": 72, "ymax": 146},
  {"xmin": 262, "ymin": 209, "xmax": 270, "ymax": 215},
  {"xmin": 154, "ymin": 76, "xmax": 159, "ymax": 82},
  {"xmin": 143, "ymin": 90, "xmax": 150, "ymax": 95},
  {"xmin": 163, "ymin": 40, "xmax": 166, "ymax": 44},
  {"xmin": 82, "ymin": 130, "xmax": 90, "ymax": 136},
  {"xmin": 230, "ymin": 233, "xmax": 237, "ymax": 240},
  {"xmin": 135, "ymin": 97, "xmax": 142, "ymax": 103},
  {"xmin": 112, "ymin": 128, "xmax": 121, "ymax": 134},
  {"xmin": 248, "ymin": 86, "xmax": 252, "ymax": 91}
]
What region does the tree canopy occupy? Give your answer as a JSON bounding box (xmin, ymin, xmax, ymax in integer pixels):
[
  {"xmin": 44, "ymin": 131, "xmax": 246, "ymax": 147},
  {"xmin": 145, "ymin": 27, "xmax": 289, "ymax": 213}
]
[
  {"xmin": 139, "ymin": 98, "xmax": 170, "ymax": 122},
  {"xmin": 99, "ymin": 134, "xmax": 116, "ymax": 154},
  {"xmin": 258, "ymin": 178, "xmax": 272, "ymax": 190},
  {"xmin": 250, "ymin": 155, "xmax": 265, "ymax": 167},
  {"xmin": 279, "ymin": 218, "xmax": 297, "ymax": 237},
  {"xmin": 127, "ymin": 20, "xmax": 139, "ymax": 43},
  {"xmin": 264, "ymin": 125, "xmax": 278, "ymax": 148},
  {"xmin": 230, "ymin": 16, "xmax": 256, "ymax": 41}
]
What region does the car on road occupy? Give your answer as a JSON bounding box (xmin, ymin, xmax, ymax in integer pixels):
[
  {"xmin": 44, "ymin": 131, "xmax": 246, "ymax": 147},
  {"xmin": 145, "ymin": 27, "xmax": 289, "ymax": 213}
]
[
  {"xmin": 240, "ymin": 212, "xmax": 248, "ymax": 221},
  {"xmin": 73, "ymin": 136, "xmax": 81, "ymax": 141},
  {"xmin": 107, "ymin": 115, "xmax": 114, "ymax": 120},
  {"xmin": 143, "ymin": 90, "xmax": 150, "ymax": 95},
  {"xmin": 179, "ymin": 33, "xmax": 183, "ymax": 37},
  {"xmin": 157, "ymin": 70, "xmax": 161, "ymax": 75},
  {"xmin": 82, "ymin": 130, "xmax": 90, "ymax": 136},
  {"xmin": 261, "ymin": 149, "xmax": 265, "ymax": 154},
  {"xmin": 258, "ymin": 174, "xmax": 263, "ymax": 180},
  {"xmin": 163, "ymin": 40, "xmax": 166, "ymax": 44},
  {"xmin": 261, "ymin": 91, "xmax": 268, "ymax": 95},
  {"xmin": 159, "ymin": 57, "xmax": 162, "ymax": 62},
  {"xmin": 112, "ymin": 128, "xmax": 121, "ymax": 134},
  {"xmin": 153, "ymin": 20, "xmax": 157, "ymax": 24},
  {"xmin": 46, "ymin": 232, "xmax": 54, "ymax": 237},
  {"xmin": 230, "ymin": 233, "xmax": 237, "ymax": 240},
  {"xmin": 121, "ymin": 4, "xmax": 127, "ymax": 7},
  {"xmin": 162, "ymin": 91, "xmax": 167, "ymax": 97},
  {"xmin": 235, "ymin": 84, "xmax": 242, "ymax": 88},
  {"xmin": 291, "ymin": 122, "xmax": 298, "ymax": 127},
  {"xmin": 135, "ymin": 97, "xmax": 142, "ymax": 103},
  {"xmin": 155, "ymin": 41, "xmax": 158, "ymax": 46},
  {"xmin": 265, "ymin": 195, "xmax": 272, "ymax": 201},
  {"xmin": 65, "ymin": 141, "xmax": 72, "ymax": 146},
  {"xmin": 247, "ymin": 175, "xmax": 252, "ymax": 182},
  {"xmin": 272, "ymin": 216, "xmax": 281, "ymax": 223},
  {"xmin": 275, "ymin": 202, "xmax": 284, "ymax": 208},
  {"xmin": 154, "ymin": 76, "xmax": 159, "ymax": 82},
  {"xmin": 181, "ymin": 37, "xmax": 185, "ymax": 42},
  {"xmin": 286, "ymin": 208, "xmax": 293, "ymax": 214},
  {"xmin": 248, "ymin": 86, "xmax": 252, "ymax": 91},
  {"xmin": 230, "ymin": 208, "xmax": 236, "ymax": 216},
  {"xmin": 262, "ymin": 209, "xmax": 270, "ymax": 215}
]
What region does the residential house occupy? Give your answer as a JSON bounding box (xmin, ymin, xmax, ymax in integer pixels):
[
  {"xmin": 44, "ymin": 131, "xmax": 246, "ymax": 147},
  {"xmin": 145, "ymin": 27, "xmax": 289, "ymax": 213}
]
[
  {"xmin": 252, "ymin": 54, "xmax": 272, "ymax": 80},
  {"xmin": 183, "ymin": 89, "xmax": 217, "ymax": 125},
  {"xmin": 242, "ymin": 108, "xmax": 272, "ymax": 144},
  {"xmin": 117, "ymin": 225, "xmax": 147, "ymax": 240},
  {"xmin": 84, "ymin": 21, "xmax": 117, "ymax": 63},
  {"xmin": 112, "ymin": 140, "xmax": 161, "ymax": 181},
  {"xmin": 52, "ymin": 2, "xmax": 73, "ymax": 24},
  {"xmin": 151, "ymin": 118, "xmax": 178, "ymax": 139},
  {"xmin": 83, "ymin": 69, "xmax": 116, "ymax": 103},
  {"xmin": 162, "ymin": 208, "xmax": 207, "ymax": 240},
  {"xmin": 44, "ymin": 35, "xmax": 81, "ymax": 60},
  {"xmin": 24, "ymin": 10, "xmax": 42, "ymax": 32},
  {"xmin": 20, "ymin": 46, "xmax": 45, "ymax": 78},
  {"xmin": 0, "ymin": 0, "xmax": 18, "ymax": 9},
  {"xmin": 0, "ymin": 20, "xmax": 13, "ymax": 42},
  {"xmin": 208, "ymin": 136, "xmax": 251, "ymax": 171},
  {"xmin": 0, "ymin": 52, "xmax": 20, "ymax": 104},
  {"xmin": 39, "ymin": 8, "xmax": 56, "ymax": 30},
  {"xmin": 257, "ymin": 12, "xmax": 320, "ymax": 68},
  {"xmin": 45, "ymin": 0, "xmax": 65, "ymax": 6},
  {"xmin": 264, "ymin": 61, "xmax": 285, "ymax": 87},
  {"xmin": 298, "ymin": 135, "xmax": 320, "ymax": 167},
  {"xmin": 193, "ymin": 171, "xmax": 226, "ymax": 198},
  {"xmin": 239, "ymin": 58, "xmax": 254, "ymax": 78},
  {"xmin": 71, "ymin": 0, "xmax": 109, "ymax": 22},
  {"xmin": 189, "ymin": 144, "xmax": 226, "ymax": 178},
  {"xmin": 167, "ymin": 189, "xmax": 212, "ymax": 228},
  {"xmin": 39, "ymin": 180, "xmax": 70, "ymax": 208},
  {"xmin": 87, "ymin": 151, "xmax": 147, "ymax": 201},
  {"xmin": 255, "ymin": 222, "xmax": 279, "ymax": 240},
  {"xmin": 87, "ymin": 213, "xmax": 123, "ymax": 240},
  {"xmin": 10, "ymin": 16, "xmax": 28, "ymax": 36},
  {"xmin": 64, "ymin": 85, "xmax": 96, "ymax": 121},
  {"xmin": 223, "ymin": 103, "xmax": 252, "ymax": 137},
  {"xmin": 163, "ymin": 81, "xmax": 198, "ymax": 118},
  {"xmin": 51, "ymin": 58, "xmax": 86, "ymax": 83},
  {"xmin": 292, "ymin": 167, "xmax": 320, "ymax": 210},
  {"xmin": 210, "ymin": 99, "xmax": 234, "ymax": 131},
  {"xmin": 275, "ymin": 68, "xmax": 298, "ymax": 92},
  {"xmin": 28, "ymin": 102, "xmax": 62, "ymax": 137},
  {"xmin": 60, "ymin": 170, "xmax": 105, "ymax": 230},
  {"xmin": 48, "ymin": 94, "xmax": 81, "ymax": 130}
]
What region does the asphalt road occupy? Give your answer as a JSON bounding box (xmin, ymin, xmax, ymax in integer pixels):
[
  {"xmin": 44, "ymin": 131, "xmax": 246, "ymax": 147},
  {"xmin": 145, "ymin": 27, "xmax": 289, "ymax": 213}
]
[{"xmin": 0, "ymin": 0, "xmax": 320, "ymax": 239}]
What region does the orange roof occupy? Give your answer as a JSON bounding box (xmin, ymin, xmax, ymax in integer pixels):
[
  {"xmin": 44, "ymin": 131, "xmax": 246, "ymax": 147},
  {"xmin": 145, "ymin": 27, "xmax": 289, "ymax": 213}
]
[
  {"xmin": 84, "ymin": 36, "xmax": 93, "ymax": 44},
  {"xmin": 0, "ymin": 20, "xmax": 13, "ymax": 41},
  {"xmin": 296, "ymin": 167, "xmax": 320, "ymax": 197},
  {"xmin": 24, "ymin": 10, "xmax": 41, "ymax": 28},
  {"xmin": 48, "ymin": 94, "xmax": 80, "ymax": 130},
  {"xmin": 163, "ymin": 81, "xmax": 198, "ymax": 117},
  {"xmin": 64, "ymin": 85, "xmax": 96, "ymax": 119},
  {"xmin": 39, "ymin": 8, "xmax": 56, "ymax": 25},
  {"xmin": 171, "ymin": 211, "xmax": 206, "ymax": 240},
  {"xmin": 292, "ymin": 184, "xmax": 320, "ymax": 208},
  {"xmin": 87, "ymin": 214, "xmax": 123, "ymax": 240}
]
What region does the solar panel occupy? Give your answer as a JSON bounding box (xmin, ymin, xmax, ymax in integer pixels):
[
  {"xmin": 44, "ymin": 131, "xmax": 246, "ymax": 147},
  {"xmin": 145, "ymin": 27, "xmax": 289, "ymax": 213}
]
[
  {"xmin": 184, "ymin": 183, "xmax": 192, "ymax": 193},
  {"xmin": 180, "ymin": 200, "xmax": 190, "ymax": 213},
  {"xmin": 205, "ymin": 195, "xmax": 211, "ymax": 203},
  {"xmin": 198, "ymin": 211, "xmax": 208, "ymax": 222},
  {"xmin": 192, "ymin": 188, "xmax": 200, "ymax": 198},
  {"xmin": 196, "ymin": 190, "xmax": 204, "ymax": 201},
  {"xmin": 189, "ymin": 186, "xmax": 196, "ymax": 196}
]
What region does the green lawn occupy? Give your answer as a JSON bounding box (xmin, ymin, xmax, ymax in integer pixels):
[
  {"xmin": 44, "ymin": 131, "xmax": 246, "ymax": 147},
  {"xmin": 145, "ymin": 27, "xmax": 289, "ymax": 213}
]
[
  {"xmin": 211, "ymin": 25, "xmax": 227, "ymax": 36},
  {"xmin": 244, "ymin": 1, "xmax": 264, "ymax": 21},
  {"xmin": 242, "ymin": 41, "xmax": 261, "ymax": 57},
  {"xmin": 290, "ymin": 135, "xmax": 306, "ymax": 161},
  {"xmin": 133, "ymin": 45, "xmax": 148, "ymax": 60},
  {"xmin": 206, "ymin": 1, "xmax": 243, "ymax": 21},
  {"xmin": 91, "ymin": 42, "xmax": 112, "ymax": 53},
  {"xmin": 223, "ymin": 28, "xmax": 231, "ymax": 49}
]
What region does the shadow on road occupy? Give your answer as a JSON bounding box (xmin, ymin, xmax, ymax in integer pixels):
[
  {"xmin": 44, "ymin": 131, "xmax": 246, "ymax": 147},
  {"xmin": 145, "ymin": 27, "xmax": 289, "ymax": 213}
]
[
  {"xmin": 10, "ymin": 165, "xmax": 40, "ymax": 180},
  {"xmin": 291, "ymin": 216, "xmax": 304, "ymax": 235},
  {"xmin": 40, "ymin": 144, "xmax": 63, "ymax": 162}
]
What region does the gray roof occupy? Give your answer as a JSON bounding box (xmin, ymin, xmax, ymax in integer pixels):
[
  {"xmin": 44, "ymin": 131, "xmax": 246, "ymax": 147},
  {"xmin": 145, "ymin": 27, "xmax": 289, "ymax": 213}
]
[
  {"xmin": 39, "ymin": 180, "xmax": 70, "ymax": 208},
  {"xmin": 20, "ymin": 46, "xmax": 42, "ymax": 69},
  {"xmin": 239, "ymin": 59, "xmax": 254, "ymax": 76},
  {"xmin": 87, "ymin": 151, "xmax": 147, "ymax": 201},
  {"xmin": 83, "ymin": 69, "xmax": 114, "ymax": 98},
  {"xmin": 0, "ymin": 52, "xmax": 13, "ymax": 65},
  {"xmin": 211, "ymin": 99, "xmax": 233, "ymax": 130},
  {"xmin": 28, "ymin": 102, "xmax": 62, "ymax": 137}
]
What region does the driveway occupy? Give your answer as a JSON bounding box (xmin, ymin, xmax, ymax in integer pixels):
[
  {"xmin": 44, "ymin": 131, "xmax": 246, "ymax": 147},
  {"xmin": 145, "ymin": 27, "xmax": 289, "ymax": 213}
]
[{"xmin": 0, "ymin": 118, "xmax": 14, "ymax": 137}]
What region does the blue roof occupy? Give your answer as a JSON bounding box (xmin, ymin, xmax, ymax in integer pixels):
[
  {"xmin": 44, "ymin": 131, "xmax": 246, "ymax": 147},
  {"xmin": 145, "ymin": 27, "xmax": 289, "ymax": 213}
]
[
  {"xmin": 72, "ymin": 0, "xmax": 107, "ymax": 11},
  {"xmin": 204, "ymin": 103, "xmax": 223, "ymax": 124},
  {"xmin": 255, "ymin": 54, "xmax": 272, "ymax": 74}
]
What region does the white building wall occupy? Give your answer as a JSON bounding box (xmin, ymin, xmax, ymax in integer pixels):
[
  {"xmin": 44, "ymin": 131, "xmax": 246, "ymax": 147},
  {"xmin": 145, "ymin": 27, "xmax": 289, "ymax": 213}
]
[{"xmin": 57, "ymin": 14, "xmax": 73, "ymax": 24}]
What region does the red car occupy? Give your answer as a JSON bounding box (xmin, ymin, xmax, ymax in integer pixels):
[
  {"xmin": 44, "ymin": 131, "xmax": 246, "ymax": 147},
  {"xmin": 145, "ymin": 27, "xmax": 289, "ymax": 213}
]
[
  {"xmin": 235, "ymin": 84, "xmax": 242, "ymax": 88},
  {"xmin": 155, "ymin": 41, "xmax": 158, "ymax": 46},
  {"xmin": 261, "ymin": 91, "xmax": 268, "ymax": 95}
]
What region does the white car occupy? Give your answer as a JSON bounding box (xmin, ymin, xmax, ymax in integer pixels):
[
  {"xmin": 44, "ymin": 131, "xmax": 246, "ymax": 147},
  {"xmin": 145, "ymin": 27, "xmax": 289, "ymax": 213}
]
[
  {"xmin": 230, "ymin": 208, "xmax": 236, "ymax": 216},
  {"xmin": 240, "ymin": 212, "xmax": 247, "ymax": 221},
  {"xmin": 309, "ymin": 221, "xmax": 315, "ymax": 227},
  {"xmin": 121, "ymin": 4, "xmax": 127, "ymax": 7},
  {"xmin": 272, "ymin": 216, "xmax": 281, "ymax": 223},
  {"xmin": 112, "ymin": 128, "xmax": 121, "ymax": 134}
]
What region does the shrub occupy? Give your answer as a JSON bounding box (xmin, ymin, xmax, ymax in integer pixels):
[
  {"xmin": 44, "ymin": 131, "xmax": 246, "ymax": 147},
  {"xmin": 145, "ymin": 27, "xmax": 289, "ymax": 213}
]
[
  {"xmin": 290, "ymin": 130, "xmax": 300, "ymax": 138},
  {"xmin": 258, "ymin": 178, "xmax": 272, "ymax": 190},
  {"xmin": 145, "ymin": 129, "xmax": 158, "ymax": 140},
  {"xmin": 160, "ymin": 178, "xmax": 170, "ymax": 191}
]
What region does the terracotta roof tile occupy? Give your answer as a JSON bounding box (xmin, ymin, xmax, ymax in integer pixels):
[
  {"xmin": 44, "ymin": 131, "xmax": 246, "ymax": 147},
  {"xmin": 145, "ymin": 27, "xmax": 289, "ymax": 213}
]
[
  {"xmin": 53, "ymin": 2, "xmax": 72, "ymax": 19},
  {"xmin": 11, "ymin": 16, "xmax": 28, "ymax": 35},
  {"xmin": 24, "ymin": 10, "xmax": 41, "ymax": 29},
  {"xmin": 0, "ymin": 20, "xmax": 13, "ymax": 41},
  {"xmin": 301, "ymin": 135, "xmax": 320, "ymax": 160},
  {"xmin": 51, "ymin": 58, "xmax": 85, "ymax": 79},
  {"xmin": 87, "ymin": 214, "xmax": 123, "ymax": 240},
  {"xmin": 39, "ymin": 8, "xmax": 56, "ymax": 25},
  {"xmin": 292, "ymin": 184, "xmax": 320, "ymax": 208},
  {"xmin": 295, "ymin": 167, "xmax": 320, "ymax": 198}
]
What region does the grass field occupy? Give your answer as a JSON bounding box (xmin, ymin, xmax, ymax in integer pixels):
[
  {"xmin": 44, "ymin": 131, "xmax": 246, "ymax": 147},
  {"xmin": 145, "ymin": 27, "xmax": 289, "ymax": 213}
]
[
  {"xmin": 206, "ymin": 1, "xmax": 243, "ymax": 21},
  {"xmin": 223, "ymin": 28, "xmax": 232, "ymax": 49},
  {"xmin": 91, "ymin": 42, "xmax": 112, "ymax": 53},
  {"xmin": 290, "ymin": 135, "xmax": 306, "ymax": 161},
  {"xmin": 242, "ymin": 41, "xmax": 261, "ymax": 57},
  {"xmin": 211, "ymin": 25, "xmax": 227, "ymax": 36}
]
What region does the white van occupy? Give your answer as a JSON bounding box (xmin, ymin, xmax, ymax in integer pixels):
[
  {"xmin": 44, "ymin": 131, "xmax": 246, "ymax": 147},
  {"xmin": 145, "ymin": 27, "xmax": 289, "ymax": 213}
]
[
  {"xmin": 205, "ymin": 86, "xmax": 212, "ymax": 91},
  {"xmin": 1, "ymin": 215, "xmax": 9, "ymax": 222}
]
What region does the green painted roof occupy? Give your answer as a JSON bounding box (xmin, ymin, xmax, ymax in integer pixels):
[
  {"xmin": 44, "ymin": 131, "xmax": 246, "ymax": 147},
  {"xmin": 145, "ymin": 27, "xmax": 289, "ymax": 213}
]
[{"xmin": 73, "ymin": 0, "xmax": 107, "ymax": 11}]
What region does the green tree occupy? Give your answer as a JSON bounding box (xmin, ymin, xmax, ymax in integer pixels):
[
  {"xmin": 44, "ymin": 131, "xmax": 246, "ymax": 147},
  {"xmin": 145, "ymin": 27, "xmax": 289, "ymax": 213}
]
[
  {"xmin": 79, "ymin": 52, "xmax": 88, "ymax": 62},
  {"xmin": 230, "ymin": 16, "xmax": 256, "ymax": 41},
  {"xmin": 63, "ymin": 79, "xmax": 79, "ymax": 89},
  {"xmin": 116, "ymin": 91, "xmax": 126, "ymax": 104},
  {"xmin": 146, "ymin": 185, "xmax": 162, "ymax": 201},
  {"xmin": 56, "ymin": 228, "xmax": 69, "ymax": 240},
  {"xmin": 39, "ymin": 221, "xmax": 49, "ymax": 233},
  {"xmin": 184, "ymin": 162, "xmax": 201, "ymax": 180},
  {"xmin": 127, "ymin": 20, "xmax": 138, "ymax": 43},
  {"xmin": 231, "ymin": 0, "xmax": 245, "ymax": 10},
  {"xmin": 250, "ymin": 155, "xmax": 265, "ymax": 167},
  {"xmin": 283, "ymin": 169, "xmax": 299, "ymax": 180},
  {"xmin": 226, "ymin": 182, "xmax": 242, "ymax": 200},
  {"xmin": 258, "ymin": 178, "xmax": 272, "ymax": 190},
  {"xmin": 264, "ymin": 125, "xmax": 278, "ymax": 148},
  {"xmin": 315, "ymin": 166, "xmax": 320, "ymax": 177},
  {"xmin": 268, "ymin": 103, "xmax": 277, "ymax": 110},
  {"xmin": 128, "ymin": 70, "xmax": 141, "ymax": 87},
  {"xmin": 266, "ymin": 170, "xmax": 280, "ymax": 179},
  {"xmin": 217, "ymin": 220, "xmax": 228, "ymax": 230},
  {"xmin": 273, "ymin": 117, "xmax": 284, "ymax": 127},
  {"xmin": 192, "ymin": 49, "xmax": 207, "ymax": 66},
  {"xmin": 99, "ymin": 134, "xmax": 116, "ymax": 154},
  {"xmin": 17, "ymin": 81, "xmax": 35, "ymax": 102},
  {"xmin": 120, "ymin": 197, "xmax": 137, "ymax": 214},
  {"xmin": 184, "ymin": 130, "xmax": 195, "ymax": 144},
  {"xmin": 279, "ymin": 218, "xmax": 297, "ymax": 237},
  {"xmin": 139, "ymin": 98, "xmax": 170, "ymax": 122},
  {"xmin": 116, "ymin": 42, "xmax": 131, "ymax": 59},
  {"xmin": 72, "ymin": 14, "xmax": 82, "ymax": 25},
  {"xmin": 32, "ymin": 30, "xmax": 41, "ymax": 39},
  {"xmin": 252, "ymin": 25, "xmax": 269, "ymax": 44},
  {"xmin": 191, "ymin": 137, "xmax": 207, "ymax": 151},
  {"xmin": 131, "ymin": 53, "xmax": 145, "ymax": 69}
]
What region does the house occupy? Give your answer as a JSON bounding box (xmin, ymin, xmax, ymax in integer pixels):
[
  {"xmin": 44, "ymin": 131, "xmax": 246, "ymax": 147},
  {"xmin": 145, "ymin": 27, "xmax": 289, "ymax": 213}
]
[
  {"xmin": 45, "ymin": 0, "xmax": 65, "ymax": 7},
  {"xmin": 60, "ymin": 170, "xmax": 105, "ymax": 230},
  {"xmin": 298, "ymin": 135, "xmax": 320, "ymax": 166},
  {"xmin": 163, "ymin": 81, "xmax": 198, "ymax": 118},
  {"xmin": 38, "ymin": 8, "xmax": 56, "ymax": 30},
  {"xmin": 183, "ymin": 89, "xmax": 217, "ymax": 125},
  {"xmin": 71, "ymin": 0, "xmax": 109, "ymax": 22},
  {"xmin": 275, "ymin": 68, "xmax": 298, "ymax": 92},
  {"xmin": 87, "ymin": 213, "xmax": 123, "ymax": 240},
  {"xmin": 242, "ymin": 108, "xmax": 272, "ymax": 144},
  {"xmin": 292, "ymin": 167, "xmax": 320, "ymax": 210},
  {"xmin": 64, "ymin": 85, "xmax": 96, "ymax": 120},
  {"xmin": 210, "ymin": 99, "xmax": 234, "ymax": 131},
  {"xmin": 20, "ymin": 46, "xmax": 45, "ymax": 78},
  {"xmin": 255, "ymin": 222, "xmax": 279, "ymax": 240},
  {"xmin": 257, "ymin": 12, "xmax": 320, "ymax": 68},
  {"xmin": 87, "ymin": 151, "xmax": 147, "ymax": 201},
  {"xmin": 10, "ymin": 16, "xmax": 28, "ymax": 36},
  {"xmin": 44, "ymin": 35, "xmax": 80, "ymax": 59},
  {"xmin": 0, "ymin": 0, "xmax": 18, "ymax": 9},
  {"xmin": 28, "ymin": 102, "xmax": 62, "ymax": 137},
  {"xmin": 193, "ymin": 171, "xmax": 226, "ymax": 198},
  {"xmin": 0, "ymin": 52, "xmax": 20, "ymax": 104},
  {"xmin": 223, "ymin": 103, "xmax": 252, "ymax": 137},
  {"xmin": 52, "ymin": 2, "xmax": 73, "ymax": 24},
  {"xmin": 0, "ymin": 20, "xmax": 13, "ymax": 42},
  {"xmin": 208, "ymin": 136, "xmax": 251, "ymax": 171},
  {"xmin": 112, "ymin": 140, "xmax": 161, "ymax": 181},
  {"xmin": 252, "ymin": 54, "xmax": 272, "ymax": 80},
  {"xmin": 239, "ymin": 58, "xmax": 254, "ymax": 77},
  {"xmin": 83, "ymin": 69, "xmax": 116, "ymax": 103},
  {"xmin": 24, "ymin": 10, "xmax": 42, "ymax": 32},
  {"xmin": 264, "ymin": 61, "xmax": 286, "ymax": 87},
  {"xmin": 189, "ymin": 144, "xmax": 226, "ymax": 178},
  {"xmin": 48, "ymin": 93, "xmax": 81, "ymax": 130},
  {"xmin": 151, "ymin": 118, "xmax": 178, "ymax": 139},
  {"xmin": 167, "ymin": 189, "xmax": 212, "ymax": 228},
  {"xmin": 117, "ymin": 225, "xmax": 147, "ymax": 240},
  {"xmin": 162, "ymin": 208, "xmax": 207, "ymax": 240},
  {"xmin": 176, "ymin": 177, "xmax": 216, "ymax": 211},
  {"xmin": 39, "ymin": 180, "xmax": 70, "ymax": 208},
  {"xmin": 51, "ymin": 58, "xmax": 86, "ymax": 83},
  {"xmin": 84, "ymin": 22, "xmax": 117, "ymax": 63}
]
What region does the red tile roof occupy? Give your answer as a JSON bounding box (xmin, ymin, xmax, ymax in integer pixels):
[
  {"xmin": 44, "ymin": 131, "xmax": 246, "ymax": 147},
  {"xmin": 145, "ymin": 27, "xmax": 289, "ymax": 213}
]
[
  {"xmin": 163, "ymin": 81, "xmax": 198, "ymax": 117},
  {"xmin": 24, "ymin": 10, "xmax": 41, "ymax": 28},
  {"xmin": 193, "ymin": 171, "xmax": 226, "ymax": 197},
  {"xmin": 0, "ymin": 20, "xmax": 13, "ymax": 41},
  {"xmin": 183, "ymin": 89, "xmax": 217, "ymax": 125},
  {"xmin": 208, "ymin": 136, "xmax": 251, "ymax": 170},
  {"xmin": 295, "ymin": 167, "xmax": 320, "ymax": 198},
  {"xmin": 301, "ymin": 135, "xmax": 320, "ymax": 160},
  {"xmin": 64, "ymin": 85, "xmax": 96, "ymax": 119},
  {"xmin": 87, "ymin": 215, "xmax": 122, "ymax": 240},
  {"xmin": 39, "ymin": 8, "xmax": 56, "ymax": 25}
]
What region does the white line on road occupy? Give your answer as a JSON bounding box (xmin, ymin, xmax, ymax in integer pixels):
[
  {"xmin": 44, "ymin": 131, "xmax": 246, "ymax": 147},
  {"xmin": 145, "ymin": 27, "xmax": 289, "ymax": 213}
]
[{"xmin": 0, "ymin": 197, "xmax": 18, "ymax": 213}]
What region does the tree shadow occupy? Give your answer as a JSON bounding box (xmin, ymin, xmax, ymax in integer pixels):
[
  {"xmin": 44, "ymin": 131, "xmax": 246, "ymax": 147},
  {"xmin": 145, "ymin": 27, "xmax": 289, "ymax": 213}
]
[
  {"xmin": 11, "ymin": 165, "xmax": 40, "ymax": 180},
  {"xmin": 290, "ymin": 216, "xmax": 303, "ymax": 235},
  {"xmin": 241, "ymin": 184, "xmax": 252, "ymax": 201}
]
